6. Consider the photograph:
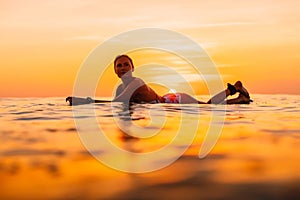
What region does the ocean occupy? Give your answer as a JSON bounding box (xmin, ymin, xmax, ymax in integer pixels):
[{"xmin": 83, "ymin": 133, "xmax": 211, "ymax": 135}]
[{"xmin": 1, "ymin": 94, "xmax": 300, "ymax": 199}]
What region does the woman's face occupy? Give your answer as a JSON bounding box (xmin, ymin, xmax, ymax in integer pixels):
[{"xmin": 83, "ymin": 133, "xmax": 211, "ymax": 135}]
[{"xmin": 114, "ymin": 56, "xmax": 134, "ymax": 78}]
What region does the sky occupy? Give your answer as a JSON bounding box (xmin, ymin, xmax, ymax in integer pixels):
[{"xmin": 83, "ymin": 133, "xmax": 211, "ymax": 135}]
[{"xmin": 0, "ymin": 0, "xmax": 300, "ymax": 97}]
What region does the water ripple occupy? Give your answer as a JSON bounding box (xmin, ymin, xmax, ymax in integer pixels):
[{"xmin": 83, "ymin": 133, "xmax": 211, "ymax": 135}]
[
  {"xmin": 15, "ymin": 117, "xmax": 60, "ymax": 121},
  {"xmin": 1, "ymin": 149, "xmax": 65, "ymax": 156}
]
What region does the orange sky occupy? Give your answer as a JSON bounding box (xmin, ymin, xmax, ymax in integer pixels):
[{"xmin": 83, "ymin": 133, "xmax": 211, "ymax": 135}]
[{"xmin": 0, "ymin": 0, "xmax": 300, "ymax": 97}]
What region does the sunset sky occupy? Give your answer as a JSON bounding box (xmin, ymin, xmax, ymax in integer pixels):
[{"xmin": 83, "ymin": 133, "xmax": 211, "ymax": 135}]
[{"xmin": 1, "ymin": 0, "xmax": 300, "ymax": 97}]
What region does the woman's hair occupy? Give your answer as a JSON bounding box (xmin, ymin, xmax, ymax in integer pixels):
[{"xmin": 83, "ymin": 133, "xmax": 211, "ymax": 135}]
[{"xmin": 114, "ymin": 54, "xmax": 134, "ymax": 68}]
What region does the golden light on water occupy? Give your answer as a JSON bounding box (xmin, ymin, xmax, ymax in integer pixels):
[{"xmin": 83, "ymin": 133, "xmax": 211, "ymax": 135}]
[{"xmin": 1, "ymin": 95, "xmax": 300, "ymax": 198}]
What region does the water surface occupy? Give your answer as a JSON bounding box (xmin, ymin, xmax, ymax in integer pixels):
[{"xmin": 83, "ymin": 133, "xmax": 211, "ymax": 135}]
[{"xmin": 1, "ymin": 94, "xmax": 300, "ymax": 199}]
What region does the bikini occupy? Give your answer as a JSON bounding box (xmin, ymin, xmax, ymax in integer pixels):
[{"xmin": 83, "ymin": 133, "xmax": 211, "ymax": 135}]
[
  {"xmin": 133, "ymin": 93, "xmax": 182, "ymax": 104},
  {"xmin": 161, "ymin": 93, "xmax": 181, "ymax": 103}
]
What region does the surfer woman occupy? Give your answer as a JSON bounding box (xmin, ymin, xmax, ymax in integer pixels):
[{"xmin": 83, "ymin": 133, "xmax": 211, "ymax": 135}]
[{"xmin": 112, "ymin": 54, "xmax": 251, "ymax": 104}]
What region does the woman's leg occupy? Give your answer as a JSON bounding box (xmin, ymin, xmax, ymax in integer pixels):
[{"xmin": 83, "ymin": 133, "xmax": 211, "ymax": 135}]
[
  {"xmin": 207, "ymin": 89, "xmax": 231, "ymax": 104},
  {"xmin": 207, "ymin": 81, "xmax": 251, "ymax": 104},
  {"xmin": 178, "ymin": 93, "xmax": 206, "ymax": 104},
  {"xmin": 176, "ymin": 81, "xmax": 251, "ymax": 104}
]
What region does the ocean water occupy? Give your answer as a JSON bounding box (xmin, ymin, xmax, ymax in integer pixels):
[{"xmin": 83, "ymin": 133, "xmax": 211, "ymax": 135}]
[{"xmin": 1, "ymin": 94, "xmax": 300, "ymax": 199}]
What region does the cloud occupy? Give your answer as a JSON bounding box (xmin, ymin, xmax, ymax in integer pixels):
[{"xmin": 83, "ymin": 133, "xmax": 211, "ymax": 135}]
[
  {"xmin": 64, "ymin": 35, "xmax": 104, "ymax": 41},
  {"xmin": 216, "ymin": 64, "xmax": 240, "ymax": 68},
  {"xmin": 90, "ymin": 17, "xmax": 255, "ymax": 30},
  {"xmin": 197, "ymin": 22, "xmax": 255, "ymax": 28}
]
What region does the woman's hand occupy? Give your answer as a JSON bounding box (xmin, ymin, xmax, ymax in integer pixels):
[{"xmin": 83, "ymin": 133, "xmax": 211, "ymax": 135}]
[{"xmin": 66, "ymin": 96, "xmax": 94, "ymax": 106}]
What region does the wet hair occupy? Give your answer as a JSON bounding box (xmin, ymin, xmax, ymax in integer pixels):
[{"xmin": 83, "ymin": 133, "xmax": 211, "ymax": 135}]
[{"xmin": 114, "ymin": 54, "xmax": 134, "ymax": 68}]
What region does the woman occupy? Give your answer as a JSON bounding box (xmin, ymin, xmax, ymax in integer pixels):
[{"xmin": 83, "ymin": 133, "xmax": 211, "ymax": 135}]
[{"xmin": 112, "ymin": 54, "xmax": 251, "ymax": 104}]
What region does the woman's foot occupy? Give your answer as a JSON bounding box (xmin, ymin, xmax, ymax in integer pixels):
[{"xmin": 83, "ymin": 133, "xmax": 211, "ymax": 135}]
[
  {"xmin": 227, "ymin": 83, "xmax": 237, "ymax": 95},
  {"xmin": 234, "ymin": 81, "xmax": 250, "ymax": 98},
  {"xmin": 66, "ymin": 96, "xmax": 94, "ymax": 105}
]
